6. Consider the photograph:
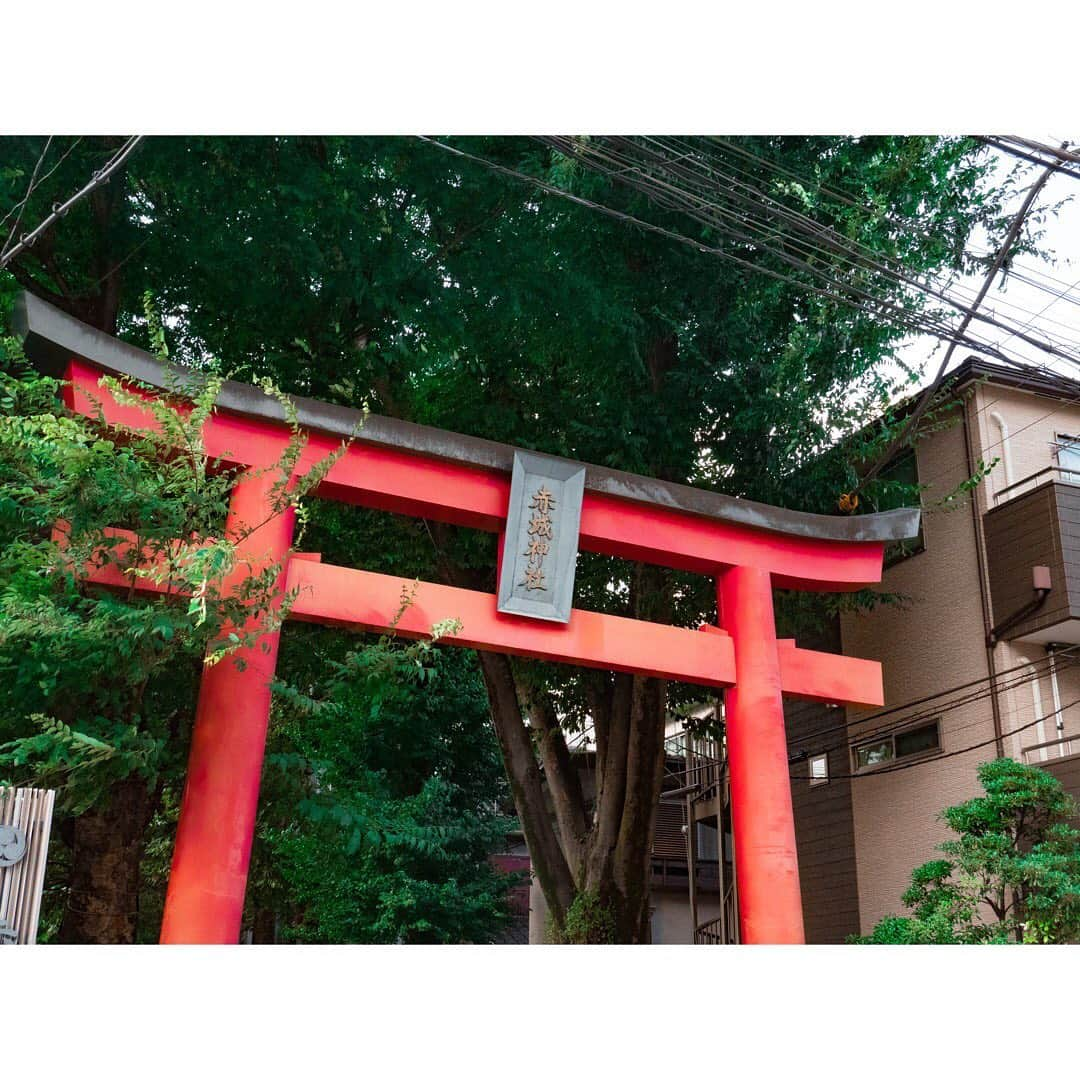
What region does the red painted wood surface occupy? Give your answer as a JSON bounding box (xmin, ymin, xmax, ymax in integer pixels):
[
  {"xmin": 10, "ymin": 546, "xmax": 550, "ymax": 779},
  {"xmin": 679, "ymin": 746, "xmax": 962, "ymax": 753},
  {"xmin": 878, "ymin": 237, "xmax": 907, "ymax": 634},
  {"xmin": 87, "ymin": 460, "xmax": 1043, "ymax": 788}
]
[
  {"xmin": 158, "ymin": 470, "xmax": 296, "ymax": 944},
  {"xmin": 719, "ymin": 565, "xmax": 806, "ymax": 944},
  {"xmin": 287, "ymin": 558, "xmax": 736, "ymax": 687},
  {"xmin": 64, "ymin": 359, "xmax": 887, "ymax": 590},
  {"xmin": 68, "ymin": 537, "xmax": 884, "ymax": 708}
]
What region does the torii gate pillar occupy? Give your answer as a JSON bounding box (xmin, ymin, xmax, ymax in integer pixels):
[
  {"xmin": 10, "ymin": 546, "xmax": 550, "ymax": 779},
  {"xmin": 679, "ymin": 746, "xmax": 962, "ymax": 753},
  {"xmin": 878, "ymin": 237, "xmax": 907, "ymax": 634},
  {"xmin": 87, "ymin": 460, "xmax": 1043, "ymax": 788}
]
[
  {"xmin": 719, "ymin": 565, "xmax": 804, "ymax": 944},
  {"xmin": 160, "ymin": 471, "xmax": 296, "ymax": 945}
]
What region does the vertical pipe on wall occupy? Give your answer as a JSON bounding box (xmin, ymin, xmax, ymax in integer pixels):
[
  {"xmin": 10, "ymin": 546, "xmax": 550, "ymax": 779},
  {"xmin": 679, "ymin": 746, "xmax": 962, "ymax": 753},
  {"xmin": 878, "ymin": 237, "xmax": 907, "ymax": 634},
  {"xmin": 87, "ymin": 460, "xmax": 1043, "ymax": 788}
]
[
  {"xmin": 1046, "ymin": 645, "xmax": 1066, "ymax": 757},
  {"xmin": 1028, "ymin": 664, "xmax": 1049, "ymax": 762},
  {"xmin": 962, "ymin": 394, "xmax": 1006, "ymax": 758},
  {"xmin": 160, "ymin": 469, "xmax": 296, "ymax": 944},
  {"xmin": 717, "ymin": 565, "xmax": 805, "ymax": 945},
  {"xmin": 685, "ymin": 780, "xmax": 699, "ymax": 944},
  {"xmin": 989, "ymin": 411, "xmax": 1013, "ymax": 498}
]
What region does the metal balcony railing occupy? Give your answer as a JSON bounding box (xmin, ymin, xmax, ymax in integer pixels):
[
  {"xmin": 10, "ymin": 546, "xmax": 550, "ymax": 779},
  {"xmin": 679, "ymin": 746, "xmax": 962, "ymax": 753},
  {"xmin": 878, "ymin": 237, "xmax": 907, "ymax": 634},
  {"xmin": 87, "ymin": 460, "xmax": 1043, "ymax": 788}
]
[
  {"xmin": 993, "ymin": 465, "xmax": 1080, "ymax": 506},
  {"xmin": 1022, "ymin": 732, "xmax": 1080, "ymax": 763},
  {"xmin": 650, "ymin": 855, "xmax": 722, "ymax": 891},
  {"xmin": 695, "ymin": 915, "xmax": 724, "ymax": 944},
  {"xmin": 662, "ymin": 729, "xmax": 725, "ymax": 800},
  {"xmin": 693, "ymin": 878, "xmax": 739, "ymax": 944}
]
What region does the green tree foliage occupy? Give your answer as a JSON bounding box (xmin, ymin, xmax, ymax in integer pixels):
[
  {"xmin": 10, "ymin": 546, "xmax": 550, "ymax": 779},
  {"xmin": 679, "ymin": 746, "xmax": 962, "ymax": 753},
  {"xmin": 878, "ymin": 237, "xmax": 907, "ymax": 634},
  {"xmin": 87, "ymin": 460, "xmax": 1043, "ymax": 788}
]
[
  {"xmin": 256, "ymin": 628, "xmax": 515, "ymax": 943},
  {"xmin": 856, "ymin": 759, "xmax": 1080, "ymax": 944},
  {"xmin": 0, "ymin": 355, "xmax": 282, "ymax": 806}
]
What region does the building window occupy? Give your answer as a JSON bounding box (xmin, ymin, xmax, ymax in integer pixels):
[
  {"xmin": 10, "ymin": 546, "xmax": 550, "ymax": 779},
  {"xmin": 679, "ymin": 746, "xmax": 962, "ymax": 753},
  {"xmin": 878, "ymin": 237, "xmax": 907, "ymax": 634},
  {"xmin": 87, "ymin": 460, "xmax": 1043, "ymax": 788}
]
[
  {"xmin": 852, "ymin": 720, "xmax": 941, "ymax": 772},
  {"xmin": 808, "ymin": 753, "xmax": 829, "ymax": 786},
  {"xmin": 868, "ymin": 449, "xmax": 925, "ymax": 565},
  {"xmin": 1055, "ymin": 434, "xmax": 1080, "ymax": 483}
]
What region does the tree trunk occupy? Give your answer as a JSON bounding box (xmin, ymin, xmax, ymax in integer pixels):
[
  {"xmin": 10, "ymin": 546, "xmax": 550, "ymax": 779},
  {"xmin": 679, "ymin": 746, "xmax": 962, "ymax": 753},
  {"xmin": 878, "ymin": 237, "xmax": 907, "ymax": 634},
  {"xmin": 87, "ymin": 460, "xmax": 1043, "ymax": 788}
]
[
  {"xmin": 464, "ymin": 564, "xmax": 671, "ymax": 944},
  {"xmin": 423, "ymin": 331, "xmax": 680, "ymax": 943},
  {"xmin": 252, "ymin": 907, "xmax": 278, "ymax": 944},
  {"xmin": 59, "ymin": 777, "xmax": 158, "ymax": 944}
]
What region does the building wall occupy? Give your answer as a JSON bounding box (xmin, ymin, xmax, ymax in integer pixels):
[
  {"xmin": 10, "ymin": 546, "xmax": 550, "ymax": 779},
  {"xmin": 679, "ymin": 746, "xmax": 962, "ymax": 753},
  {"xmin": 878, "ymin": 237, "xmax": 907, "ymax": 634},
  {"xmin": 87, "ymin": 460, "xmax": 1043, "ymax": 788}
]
[
  {"xmin": 649, "ymin": 892, "xmax": 723, "ymax": 945},
  {"xmin": 973, "ymin": 381, "xmax": 1080, "ymax": 755},
  {"xmin": 527, "ymin": 875, "xmax": 723, "ymax": 944},
  {"xmin": 971, "ymin": 382, "xmax": 1080, "ymax": 508},
  {"xmin": 841, "ymin": 410, "xmax": 996, "ymax": 933},
  {"xmin": 839, "ymin": 377, "xmax": 1080, "ymax": 934}
]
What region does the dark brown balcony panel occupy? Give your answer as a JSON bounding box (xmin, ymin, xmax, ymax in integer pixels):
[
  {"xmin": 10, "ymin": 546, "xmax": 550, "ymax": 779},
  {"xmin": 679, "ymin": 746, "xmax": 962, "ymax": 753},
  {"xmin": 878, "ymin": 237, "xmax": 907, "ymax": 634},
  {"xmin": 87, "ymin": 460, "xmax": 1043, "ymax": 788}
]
[
  {"xmin": 984, "ymin": 480, "xmax": 1080, "ymax": 643},
  {"xmin": 1039, "ymin": 745, "xmax": 1080, "ymax": 812}
]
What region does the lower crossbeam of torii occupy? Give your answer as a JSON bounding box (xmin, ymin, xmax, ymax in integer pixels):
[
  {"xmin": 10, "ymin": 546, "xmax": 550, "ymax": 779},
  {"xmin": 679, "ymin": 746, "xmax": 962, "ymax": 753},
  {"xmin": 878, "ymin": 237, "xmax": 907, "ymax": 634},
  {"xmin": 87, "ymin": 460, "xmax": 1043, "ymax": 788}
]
[{"xmin": 16, "ymin": 292, "xmax": 920, "ymax": 945}]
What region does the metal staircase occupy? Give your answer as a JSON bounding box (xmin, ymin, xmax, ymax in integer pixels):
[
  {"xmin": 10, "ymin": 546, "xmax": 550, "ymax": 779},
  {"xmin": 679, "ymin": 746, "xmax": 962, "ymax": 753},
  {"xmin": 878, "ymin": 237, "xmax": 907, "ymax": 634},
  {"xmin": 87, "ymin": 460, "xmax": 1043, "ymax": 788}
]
[{"xmin": 659, "ymin": 717, "xmax": 739, "ymax": 944}]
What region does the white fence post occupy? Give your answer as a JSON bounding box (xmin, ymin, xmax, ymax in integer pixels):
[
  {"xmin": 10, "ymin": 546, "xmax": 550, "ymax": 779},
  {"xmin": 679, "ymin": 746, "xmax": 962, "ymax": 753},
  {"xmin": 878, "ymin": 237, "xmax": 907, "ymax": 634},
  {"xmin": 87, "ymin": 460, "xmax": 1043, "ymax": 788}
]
[{"xmin": 0, "ymin": 787, "xmax": 56, "ymax": 944}]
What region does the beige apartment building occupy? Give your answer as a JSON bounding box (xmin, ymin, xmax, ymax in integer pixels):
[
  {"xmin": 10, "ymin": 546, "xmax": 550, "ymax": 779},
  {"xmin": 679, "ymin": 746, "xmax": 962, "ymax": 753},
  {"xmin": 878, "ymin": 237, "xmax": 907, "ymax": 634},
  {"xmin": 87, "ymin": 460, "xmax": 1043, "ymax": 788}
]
[{"xmin": 791, "ymin": 356, "xmax": 1080, "ymax": 939}]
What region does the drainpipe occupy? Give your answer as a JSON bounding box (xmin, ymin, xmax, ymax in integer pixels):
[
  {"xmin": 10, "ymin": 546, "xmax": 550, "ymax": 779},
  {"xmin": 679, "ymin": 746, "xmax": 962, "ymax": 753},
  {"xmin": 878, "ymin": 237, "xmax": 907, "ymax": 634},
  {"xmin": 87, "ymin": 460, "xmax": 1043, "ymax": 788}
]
[
  {"xmin": 1046, "ymin": 644, "xmax": 1067, "ymax": 757},
  {"xmin": 963, "ymin": 396, "xmax": 1006, "ymax": 757},
  {"xmin": 989, "ymin": 411, "xmax": 1014, "ymax": 498},
  {"xmin": 1029, "ymin": 665, "xmax": 1048, "ymax": 762}
]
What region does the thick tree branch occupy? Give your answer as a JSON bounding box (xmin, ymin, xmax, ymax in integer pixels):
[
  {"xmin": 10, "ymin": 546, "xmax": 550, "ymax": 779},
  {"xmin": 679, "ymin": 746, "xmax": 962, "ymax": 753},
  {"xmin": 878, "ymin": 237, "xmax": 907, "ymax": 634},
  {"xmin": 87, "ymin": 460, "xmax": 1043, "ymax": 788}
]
[
  {"xmin": 527, "ymin": 692, "xmax": 587, "ymax": 875},
  {"xmin": 475, "ymin": 651, "xmax": 576, "ymax": 923},
  {"xmin": 587, "ymin": 672, "xmax": 632, "ymax": 887}
]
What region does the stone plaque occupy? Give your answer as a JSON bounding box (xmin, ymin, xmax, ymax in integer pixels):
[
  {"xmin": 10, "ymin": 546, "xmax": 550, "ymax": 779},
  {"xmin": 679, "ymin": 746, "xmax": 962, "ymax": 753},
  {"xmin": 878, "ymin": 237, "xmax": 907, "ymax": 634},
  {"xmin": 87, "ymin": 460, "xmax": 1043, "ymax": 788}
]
[{"xmin": 497, "ymin": 451, "xmax": 585, "ymax": 623}]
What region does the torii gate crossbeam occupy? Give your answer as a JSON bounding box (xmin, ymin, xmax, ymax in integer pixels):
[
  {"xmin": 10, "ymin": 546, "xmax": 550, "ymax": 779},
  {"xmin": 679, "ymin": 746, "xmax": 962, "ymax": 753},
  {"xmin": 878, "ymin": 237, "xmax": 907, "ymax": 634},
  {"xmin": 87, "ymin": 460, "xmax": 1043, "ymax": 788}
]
[{"xmin": 16, "ymin": 293, "xmax": 920, "ymax": 945}]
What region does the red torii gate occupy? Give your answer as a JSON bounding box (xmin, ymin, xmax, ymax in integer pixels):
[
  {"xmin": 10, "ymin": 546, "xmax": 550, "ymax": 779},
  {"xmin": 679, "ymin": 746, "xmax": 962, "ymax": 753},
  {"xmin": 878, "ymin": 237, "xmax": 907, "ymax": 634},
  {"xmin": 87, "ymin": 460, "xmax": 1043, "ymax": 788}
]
[{"xmin": 16, "ymin": 293, "xmax": 919, "ymax": 945}]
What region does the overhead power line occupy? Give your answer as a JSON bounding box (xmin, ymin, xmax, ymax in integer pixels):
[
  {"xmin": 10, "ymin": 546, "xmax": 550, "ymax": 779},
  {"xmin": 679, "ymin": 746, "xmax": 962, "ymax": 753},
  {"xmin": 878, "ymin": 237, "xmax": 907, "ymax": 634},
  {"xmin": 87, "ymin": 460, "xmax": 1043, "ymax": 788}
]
[
  {"xmin": 0, "ymin": 136, "xmax": 144, "ymax": 271},
  {"xmin": 979, "ymin": 138, "xmax": 1080, "ymax": 182},
  {"xmin": 1002, "ymin": 136, "xmax": 1080, "ymax": 167},
  {"xmin": 417, "ymin": 135, "xmax": 1080, "ymax": 514},
  {"xmin": 654, "ymin": 135, "xmax": 1080, "ymax": 358},
  {"xmin": 788, "ymin": 646, "xmax": 1080, "ymax": 752},
  {"xmin": 624, "ymin": 135, "xmax": 1080, "ymax": 359},
  {"xmin": 418, "ymin": 137, "xmax": 1060, "ymax": 370},
  {"xmin": 981, "ymin": 136, "xmax": 1080, "ymax": 182},
  {"xmin": 538, "ymin": 136, "xmax": 1080, "ymax": 368},
  {"xmin": 0, "ymin": 138, "xmax": 85, "ymax": 242},
  {"xmin": 793, "ymin": 690, "xmax": 1080, "ymax": 782},
  {"xmin": 0, "ymin": 137, "xmax": 52, "ymax": 244}
]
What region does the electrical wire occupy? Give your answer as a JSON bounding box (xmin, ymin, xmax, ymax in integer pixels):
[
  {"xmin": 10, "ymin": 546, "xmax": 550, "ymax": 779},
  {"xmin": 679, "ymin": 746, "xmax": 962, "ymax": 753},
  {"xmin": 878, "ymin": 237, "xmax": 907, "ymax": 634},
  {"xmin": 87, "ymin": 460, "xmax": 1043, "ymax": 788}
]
[
  {"xmin": 0, "ymin": 137, "xmax": 84, "ymax": 244},
  {"xmin": 0, "ymin": 137, "xmax": 52, "ymax": 257},
  {"xmin": 850, "ymin": 156, "xmax": 1060, "ymax": 494},
  {"xmin": 787, "ymin": 645, "xmax": 1080, "ymax": 749},
  {"xmin": 644, "ymin": 133, "xmax": 1079, "ymax": 336},
  {"xmin": 981, "ymin": 136, "xmax": 1080, "ymax": 181},
  {"xmin": 702, "ymin": 134, "xmax": 1075, "ymax": 280},
  {"xmin": 590, "ymin": 138, "xmax": 1080, "ymax": 373},
  {"xmin": 554, "ymin": 644, "xmax": 1076, "ymax": 783},
  {"xmin": 418, "ymin": 137, "xmax": 1052, "ymax": 369},
  {"xmin": 657, "ymin": 134, "xmax": 1080, "ymax": 349},
  {"xmin": 541, "ymin": 136, "xmax": 1080, "ymax": 368},
  {"xmin": 0, "ymin": 136, "xmax": 144, "ymax": 272},
  {"xmin": 526, "ymin": 137, "xmax": 1080, "ymax": 499},
  {"xmin": 819, "ymin": 659, "xmax": 1078, "ymax": 763},
  {"xmin": 792, "ymin": 690, "xmax": 1080, "ymax": 782}
]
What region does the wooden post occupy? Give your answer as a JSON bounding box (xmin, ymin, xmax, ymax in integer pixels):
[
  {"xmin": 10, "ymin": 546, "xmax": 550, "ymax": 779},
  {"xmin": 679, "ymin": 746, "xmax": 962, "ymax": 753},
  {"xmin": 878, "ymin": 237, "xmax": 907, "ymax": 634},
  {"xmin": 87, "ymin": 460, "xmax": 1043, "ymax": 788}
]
[
  {"xmin": 160, "ymin": 470, "xmax": 295, "ymax": 944},
  {"xmin": 718, "ymin": 565, "xmax": 805, "ymax": 945}
]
